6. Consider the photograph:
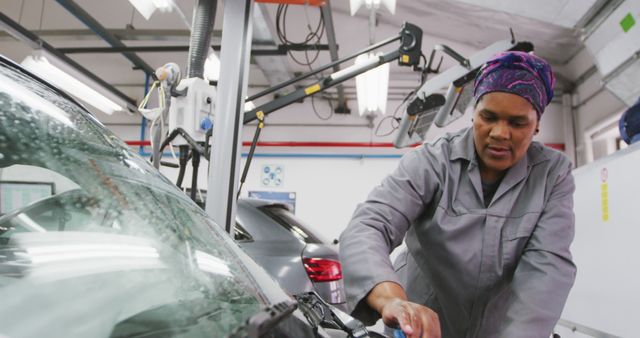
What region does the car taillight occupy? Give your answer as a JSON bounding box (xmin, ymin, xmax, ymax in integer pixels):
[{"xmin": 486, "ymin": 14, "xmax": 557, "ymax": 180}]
[{"xmin": 303, "ymin": 258, "xmax": 342, "ymax": 282}]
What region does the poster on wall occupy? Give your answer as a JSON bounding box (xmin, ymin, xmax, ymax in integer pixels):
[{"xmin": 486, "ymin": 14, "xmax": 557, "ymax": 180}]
[
  {"xmin": 261, "ymin": 164, "xmax": 284, "ymax": 187},
  {"xmin": 248, "ymin": 191, "xmax": 296, "ymax": 213}
]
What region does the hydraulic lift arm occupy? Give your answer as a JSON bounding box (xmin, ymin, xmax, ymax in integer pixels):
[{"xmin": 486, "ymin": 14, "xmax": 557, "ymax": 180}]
[{"xmin": 243, "ymin": 22, "xmax": 424, "ymax": 124}]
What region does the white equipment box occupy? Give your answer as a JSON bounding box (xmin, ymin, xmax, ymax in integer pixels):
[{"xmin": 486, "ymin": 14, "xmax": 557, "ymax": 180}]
[{"xmin": 168, "ymin": 77, "xmax": 216, "ymax": 145}]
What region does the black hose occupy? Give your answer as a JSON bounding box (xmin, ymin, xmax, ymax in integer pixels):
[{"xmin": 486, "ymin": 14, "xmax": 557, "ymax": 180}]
[
  {"xmin": 190, "ymin": 151, "xmax": 200, "ymax": 202},
  {"xmin": 176, "ymin": 145, "xmax": 190, "ymax": 188},
  {"xmin": 187, "ymin": 0, "xmax": 217, "ymax": 78},
  {"xmin": 158, "ymin": 128, "xmax": 208, "ymax": 161}
]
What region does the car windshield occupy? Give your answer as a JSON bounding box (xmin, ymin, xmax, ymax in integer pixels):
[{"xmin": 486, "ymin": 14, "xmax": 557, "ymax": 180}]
[{"xmin": 0, "ymin": 60, "xmax": 263, "ymax": 337}]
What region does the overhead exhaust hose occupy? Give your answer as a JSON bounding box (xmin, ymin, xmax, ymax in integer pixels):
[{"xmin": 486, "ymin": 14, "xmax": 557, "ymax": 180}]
[{"xmin": 187, "ymin": 0, "xmax": 217, "ymax": 79}]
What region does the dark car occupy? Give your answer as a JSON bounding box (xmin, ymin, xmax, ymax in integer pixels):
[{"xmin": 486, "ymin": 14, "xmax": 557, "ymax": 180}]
[
  {"xmin": 236, "ymin": 199, "xmax": 346, "ymax": 309},
  {"xmin": 0, "ymin": 55, "xmax": 374, "ymax": 338}
]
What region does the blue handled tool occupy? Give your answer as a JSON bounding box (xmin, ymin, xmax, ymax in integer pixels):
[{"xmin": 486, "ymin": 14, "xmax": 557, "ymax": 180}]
[{"xmin": 393, "ymin": 329, "xmax": 407, "ymax": 338}]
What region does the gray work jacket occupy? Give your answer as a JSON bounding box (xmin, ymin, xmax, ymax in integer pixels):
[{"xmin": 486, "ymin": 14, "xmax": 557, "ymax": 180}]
[{"xmin": 339, "ymin": 127, "xmax": 576, "ymax": 338}]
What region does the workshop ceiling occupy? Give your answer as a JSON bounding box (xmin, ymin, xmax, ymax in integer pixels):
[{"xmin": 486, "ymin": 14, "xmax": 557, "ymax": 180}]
[{"xmin": 0, "ymin": 0, "xmax": 601, "ymax": 113}]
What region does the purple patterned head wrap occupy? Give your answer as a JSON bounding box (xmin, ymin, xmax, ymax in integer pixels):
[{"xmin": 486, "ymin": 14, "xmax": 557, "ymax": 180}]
[{"xmin": 473, "ymin": 51, "xmax": 555, "ymax": 118}]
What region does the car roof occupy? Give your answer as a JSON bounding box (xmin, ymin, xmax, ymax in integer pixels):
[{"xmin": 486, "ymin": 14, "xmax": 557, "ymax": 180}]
[{"xmin": 238, "ymin": 197, "xmax": 292, "ymax": 211}]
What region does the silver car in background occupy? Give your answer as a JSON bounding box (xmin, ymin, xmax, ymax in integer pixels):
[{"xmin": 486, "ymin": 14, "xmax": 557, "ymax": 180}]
[{"xmin": 235, "ymin": 199, "xmax": 346, "ymax": 309}]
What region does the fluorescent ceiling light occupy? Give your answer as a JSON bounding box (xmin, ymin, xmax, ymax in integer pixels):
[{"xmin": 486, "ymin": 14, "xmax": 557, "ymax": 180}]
[
  {"xmin": 195, "ymin": 250, "xmax": 231, "ymax": 277},
  {"xmin": 0, "ymin": 72, "xmax": 74, "ymax": 126},
  {"xmin": 152, "ymin": 0, "xmax": 173, "ymax": 11},
  {"xmin": 355, "ymin": 52, "xmax": 389, "ymax": 116},
  {"xmin": 204, "ymin": 52, "xmax": 220, "ymax": 82},
  {"xmin": 21, "ymin": 52, "xmax": 124, "ymax": 115},
  {"xmin": 349, "ymin": 0, "xmax": 396, "ymax": 16},
  {"xmin": 23, "ymin": 243, "xmax": 159, "ymax": 264},
  {"xmin": 128, "ymin": 0, "xmax": 174, "ymax": 20}
]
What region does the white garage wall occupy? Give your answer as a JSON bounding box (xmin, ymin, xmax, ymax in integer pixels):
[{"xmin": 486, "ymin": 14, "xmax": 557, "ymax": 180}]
[
  {"xmin": 571, "ymin": 70, "xmax": 626, "ymax": 166},
  {"xmin": 240, "ymin": 156, "xmax": 401, "ymax": 242},
  {"xmin": 555, "ymin": 141, "xmax": 640, "ymax": 338}
]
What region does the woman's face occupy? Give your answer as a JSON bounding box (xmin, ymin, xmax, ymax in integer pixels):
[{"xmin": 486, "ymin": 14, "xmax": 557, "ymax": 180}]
[{"xmin": 473, "ymin": 92, "xmax": 539, "ymax": 181}]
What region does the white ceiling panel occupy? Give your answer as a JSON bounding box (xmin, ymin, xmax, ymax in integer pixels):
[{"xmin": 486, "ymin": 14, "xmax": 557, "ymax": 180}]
[{"xmin": 452, "ymin": 0, "xmax": 599, "ymax": 28}]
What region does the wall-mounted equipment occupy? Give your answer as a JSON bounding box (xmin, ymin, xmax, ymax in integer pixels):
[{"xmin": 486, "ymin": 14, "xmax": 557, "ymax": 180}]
[
  {"xmin": 392, "ymin": 40, "xmax": 533, "ymax": 148},
  {"xmin": 168, "ymin": 77, "xmax": 216, "ymax": 145}
]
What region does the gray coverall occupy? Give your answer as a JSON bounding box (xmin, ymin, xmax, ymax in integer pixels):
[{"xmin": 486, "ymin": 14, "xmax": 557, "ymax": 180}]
[{"xmin": 339, "ymin": 127, "xmax": 576, "ymax": 338}]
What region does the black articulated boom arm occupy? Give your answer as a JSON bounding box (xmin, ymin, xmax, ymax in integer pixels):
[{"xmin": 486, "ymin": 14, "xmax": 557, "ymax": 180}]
[{"xmin": 243, "ymin": 22, "xmax": 423, "ymax": 124}]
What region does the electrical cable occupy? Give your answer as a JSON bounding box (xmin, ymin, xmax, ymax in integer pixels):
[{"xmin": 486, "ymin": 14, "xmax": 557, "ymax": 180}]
[
  {"xmin": 276, "ymin": 3, "xmax": 332, "ymax": 122},
  {"xmin": 129, "ymin": 6, "xmax": 135, "ymax": 27},
  {"xmin": 38, "ymin": 0, "xmax": 45, "ymax": 31},
  {"xmin": 276, "ymin": 4, "xmax": 325, "ymax": 67},
  {"xmin": 374, "ymin": 90, "xmax": 415, "ymax": 137},
  {"xmin": 18, "ymin": 0, "xmax": 25, "ymax": 24},
  {"xmin": 157, "ymin": 82, "xmax": 179, "ymax": 164},
  {"xmin": 420, "ymin": 52, "xmax": 429, "ymax": 83},
  {"xmin": 374, "ymin": 49, "xmax": 430, "ymax": 137},
  {"xmin": 311, "ymin": 94, "xmax": 333, "ymax": 120}
]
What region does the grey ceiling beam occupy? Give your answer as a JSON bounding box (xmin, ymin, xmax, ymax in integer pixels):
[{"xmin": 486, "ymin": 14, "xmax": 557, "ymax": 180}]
[
  {"xmin": 321, "ymin": 0, "xmax": 348, "ymax": 113},
  {"xmin": 56, "ymin": 44, "xmax": 332, "ymax": 55},
  {"xmin": 54, "ymin": 0, "xmax": 156, "ymax": 77},
  {"xmin": 0, "ymin": 29, "xmax": 199, "ymax": 41},
  {"xmin": 0, "ymin": 11, "xmax": 137, "ymax": 111}
]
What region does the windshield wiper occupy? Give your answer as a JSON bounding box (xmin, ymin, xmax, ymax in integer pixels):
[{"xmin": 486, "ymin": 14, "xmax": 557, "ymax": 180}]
[
  {"xmin": 228, "ymin": 299, "xmax": 298, "ymax": 338},
  {"xmin": 294, "ymin": 292, "xmax": 369, "ymax": 338}
]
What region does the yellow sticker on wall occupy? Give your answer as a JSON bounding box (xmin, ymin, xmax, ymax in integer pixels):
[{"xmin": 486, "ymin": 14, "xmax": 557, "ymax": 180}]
[
  {"xmin": 601, "ymin": 183, "xmax": 609, "ymax": 221},
  {"xmin": 601, "ymin": 168, "xmax": 609, "ymax": 222}
]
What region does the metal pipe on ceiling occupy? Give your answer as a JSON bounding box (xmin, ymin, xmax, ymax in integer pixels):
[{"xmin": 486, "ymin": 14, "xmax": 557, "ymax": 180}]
[
  {"xmin": 54, "ymin": 0, "xmax": 156, "ymax": 78},
  {"xmin": 0, "ymin": 11, "xmax": 137, "ymax": 111}
]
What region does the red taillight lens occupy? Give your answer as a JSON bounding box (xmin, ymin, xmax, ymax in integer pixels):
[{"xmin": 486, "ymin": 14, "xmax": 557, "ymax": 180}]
[{"xmin": 303, "ymin": 258, "xmax": 343, "ymax": 282}]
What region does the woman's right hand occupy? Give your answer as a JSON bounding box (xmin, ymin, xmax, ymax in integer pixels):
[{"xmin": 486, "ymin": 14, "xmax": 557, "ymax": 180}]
[
  {"xmin": 366, "ymin": 282, "xmax": 441, "ymax": 338},
  {"xmin": 380, "ymin": 298, "xmax": 441, "ymax": 338}
]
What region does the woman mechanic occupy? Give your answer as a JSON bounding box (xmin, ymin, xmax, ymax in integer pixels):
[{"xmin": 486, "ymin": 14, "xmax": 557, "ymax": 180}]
[{"xmin": 339, "ymin": 51, "xmax": 576, "ymax": 338}]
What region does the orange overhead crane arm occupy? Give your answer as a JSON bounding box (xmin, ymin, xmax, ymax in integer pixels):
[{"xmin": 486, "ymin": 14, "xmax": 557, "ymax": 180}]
[{"xmin": 255, "ymin": 0, "xmax": 325, "ymax": 6}]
